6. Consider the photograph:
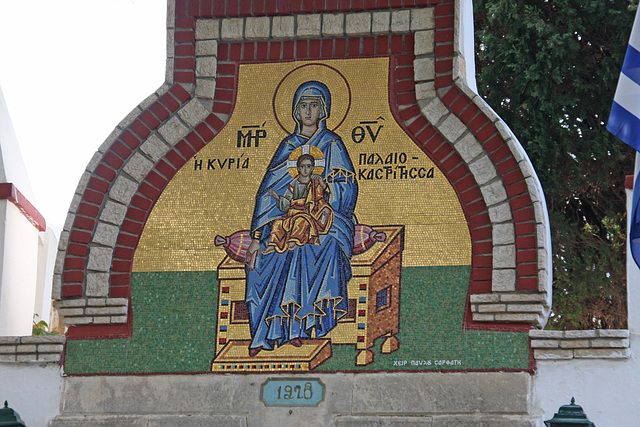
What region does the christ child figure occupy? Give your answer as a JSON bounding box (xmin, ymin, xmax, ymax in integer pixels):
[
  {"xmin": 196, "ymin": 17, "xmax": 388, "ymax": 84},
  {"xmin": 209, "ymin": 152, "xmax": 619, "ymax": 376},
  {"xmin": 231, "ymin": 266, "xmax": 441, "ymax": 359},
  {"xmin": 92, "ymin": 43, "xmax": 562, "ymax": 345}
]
[{"xmin": 263, "ymin": 154, "xmax": 334, "ymax": 255}]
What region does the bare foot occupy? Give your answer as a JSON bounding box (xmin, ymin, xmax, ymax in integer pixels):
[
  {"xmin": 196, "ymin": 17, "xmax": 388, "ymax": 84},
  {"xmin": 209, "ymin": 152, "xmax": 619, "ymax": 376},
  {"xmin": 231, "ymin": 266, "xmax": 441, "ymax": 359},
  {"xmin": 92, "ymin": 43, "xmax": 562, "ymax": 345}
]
[
  {"xmin": 249, "ymin": 348, "xmax": 261, "ymax": 357},
  {"xmin": 288, "ymin": 242, "xmax": 297, "ymax": 250},
  {"xmin": 291, "ymin": 338, "xmax": 302, "ymax": 347}
]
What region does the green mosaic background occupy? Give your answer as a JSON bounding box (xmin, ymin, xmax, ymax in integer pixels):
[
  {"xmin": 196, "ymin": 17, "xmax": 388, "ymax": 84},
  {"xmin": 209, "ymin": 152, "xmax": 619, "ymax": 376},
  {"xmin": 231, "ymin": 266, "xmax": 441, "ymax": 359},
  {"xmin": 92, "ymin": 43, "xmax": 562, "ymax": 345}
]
[{"xmin": 64, "ymin": 266, "xmax": 530, "ymax": 374}]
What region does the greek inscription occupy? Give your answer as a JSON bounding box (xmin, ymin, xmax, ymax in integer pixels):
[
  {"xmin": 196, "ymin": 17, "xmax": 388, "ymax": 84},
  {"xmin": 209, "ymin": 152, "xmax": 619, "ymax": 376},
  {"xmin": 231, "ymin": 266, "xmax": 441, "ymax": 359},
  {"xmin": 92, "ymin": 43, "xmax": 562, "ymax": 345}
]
[
  {"xmin": 351, "ymin": 117, "xmax": 385, "ymax": 143},
  {"xmin": 237, "ymin": 123, "xmax": 267, "ymax": 148},
  {"xmin": 193, "ymin": 154, "xmax": 250, "ymax": 171}
]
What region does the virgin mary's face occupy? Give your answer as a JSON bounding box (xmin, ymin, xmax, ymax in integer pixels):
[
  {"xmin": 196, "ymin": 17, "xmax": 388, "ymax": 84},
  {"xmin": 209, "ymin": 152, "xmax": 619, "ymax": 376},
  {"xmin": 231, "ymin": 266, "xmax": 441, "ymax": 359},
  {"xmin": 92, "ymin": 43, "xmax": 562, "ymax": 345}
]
[{"xmin": 297, "ymin": 98, "xmax": 321, "ymax": 127}]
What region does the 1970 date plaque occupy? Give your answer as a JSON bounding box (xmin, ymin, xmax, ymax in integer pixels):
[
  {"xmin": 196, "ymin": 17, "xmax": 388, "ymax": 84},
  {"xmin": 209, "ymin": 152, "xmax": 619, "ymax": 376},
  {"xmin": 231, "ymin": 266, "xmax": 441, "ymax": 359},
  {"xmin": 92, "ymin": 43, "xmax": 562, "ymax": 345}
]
[{"xmin": 260, "ymin": 378, "xmax": 325, "ymax": 407}]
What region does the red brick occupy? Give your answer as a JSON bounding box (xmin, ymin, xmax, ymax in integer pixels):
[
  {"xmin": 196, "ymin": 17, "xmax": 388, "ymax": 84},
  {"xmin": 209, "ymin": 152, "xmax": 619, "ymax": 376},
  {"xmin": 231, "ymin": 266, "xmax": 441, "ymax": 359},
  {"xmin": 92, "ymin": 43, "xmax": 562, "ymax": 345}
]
[
  {"xmin": 450, "ymin": 96, "xmax": 471, "ymax": 116},
  {"xmin": 339, "ymin": 0, "xmax": 351, "ymax": 11},
  {"xmin": 229, "ymin": 43, "xmax": 242, "ymax": 61},
  {"xmin": 205, "ymin": 113, "xmax": 225, "ymax": 131},
  {"xmin": 377, "ymin": 0, "xmax": 391, "ymax": 7},
  {"xmin": 414, "ymin": 125, "xmax": 436, "ymax": 145},
  {"xmin": 278, "ymin": 0, "xmax": 291, "ymax": 13},
  {"xmin": 175, "ymin": 57, "xmax": 196, "ymax": 70},
  {"xmin": 62, "ymin": 284, "xmax": 84, "ymax": 298},
  {"xmin": 165, "ymin": 149, "xmax": 186, "ymax": 169},
  {"xmin": 212, "ymin": 101, "xmax": 232, "ymax": 114},
  {"xmin": 435, "ymin": 29, "xmax": 454, "ymax": 43},
  {"xmin": 353, "ymin": 0, "xmax": 365, "ymax": 11},
  {"xmin": 315, "ymin": 0, "xmax": 327, "ymax": 11},
  {"xmin": 146, "ymin": 171, "xmax": 169, "ymax": 190},
  {"xmin": 441, "ymin": 151, "xmax": 462, "ymax": 172},
  {"xmin": 436, "ymin": 2, "xmax": 455, "ymax": 16},
  {"xmin": 175, "ymin": 71, "xmax": 195, "ymax": 84},
  {"xmin": 467, "ymin": 114, "xmax": 489, "ymax": 134},
  {"xmin": 112, "ymin": 259, "xmax": 133, "ymax": 273},
  {"xmin": 473, "ymin": 254, "xmax": 493, "ymax": 268},
  {"xmin": 156, "ymin": 160, "xmax": 177, "ymax": 179},
  {"xmin": 131, "ymin": 194, "xmax": 153, "ymax": 211},
  {"xmin": 396, "ymin": 66, "xmax": 413, "ymax": 80},
  {"xmin": 88, "ymin": 177, "xmax": 110, "ymax": 193},
  {"xmin": 518, "ymin": 277, "xmax": 538, "ymax": 291},
  {"xmin": 472, "ymin": 268, "xmax": 491, "ymax": 281},
  {"xmin": 269, "ymin": 41, "xmax": 282, "ymax": 60},
  {"xmin": 117, "ymin": 233, "xmax": 139, "ymax": 248},
  {"xmin": 70, "ymin": 229, "xmax": 92, "ymax": 244},
  {"xmin": 175, "ymin": 0, "xmax": 188, "ymax": 16},
  {"xmin": 243, "ymin": 42, "xmax": 255, "ymax": 61},
  {"xmin": 214, "ymin": 88, "xmax": 234, "ymax": 103},
  {"xmin": 516, "ymin": 235, "xmax": 537, "ymax": 249},
  {"xmin": 63, "ymin": 270, "xmax": 84, "ymax": 283},
  {"xmin": 103, "ymin": 151, "xmax": 124, "ymax": 169},
  {"xmin": 264, "ymin": 0, "xmax": 277, "ymax": 15},
  {"xmin": 83, "ymin": 188, "xmax": 105, "ymax": 205},
  {"xmin": 175, "ymin": 43, "xmax": 195, "ymax": 57},
  {"xmin": 150, "ymin": 101, "xmax": 171, "ymax": 121},
  {"xmin": 468, "ymin": 212, "xmax": 490, "ymax": 229},
  {"xmin": 471, "ymin": 281, "xmax": 492, "ymax": 294},
  {"xmin": 466, "ymin": 199, "xmax": 486, "ymax": 216},
  {"xmin": 296, "ymin": 40, "xmax": 308, "ymax": 58},
  {"xmin": 470, "ymin": 225, "xmax": 491, "ymax": 241},
  {"xmin": 64, "ymin": 257, "xmax": 85, "ymax": 269},
  {"xmin": 140, "ymin": 111, "xmax": 161, "ymax": 130},
  {"xmin": 399, "ymin": 105, "xmax": 419, "ymax": 121},
  {"xmin": 435, "ymin": 16, "xmax": 454, "ymax": 30},
  {"xmin": 217, "ymin": 43, "xmax": 229, "ymax": 61},
  {"xmin": 513, "ymin": 207, "xmax": 534, "ymax": 223},
  {"xmin": 435, "ymin": 44, "xmax": 454, "ymax": 58},
  {"xmin": 110, "ymin": 273, "xmax": 130, "ymax": 286},
  {"xmin": 159, "ymin": 92, "xmax": 180, "ymax": 112},
  {"xmin": 434, "ymin": 74, "xmax": 453, "ymax": 88},
  {"xmin": 517, "ymin": 263, "xmax": 538, "ymax": 276},
  {"xmin": 121, "ymin": 219, "xmax": 143, "ymax": 236},
  {"xmin": 110, "ymin": 285, "xmax": 131, "ymax": 298},
  {"xmin": 408, "ymin": 115, "xmax": 428, "ymax": 134},
  {"xmin": 335, "ymin": 38, "xmax": 347, "ymax": 56},
  {"xmin": 377, "ymin": 35, "xmax": 389, "ymax": 54},
  {"xmin": 515, "ymin": 222, "xmax": 536, "ymax": 236},
  {"xmin": 73, "ymin": 216, "xmax": 95, "ymax": 231},
  {"xmin": 139, "ymin": 182, "xmax": 161, "ymax": 200},
  {"xmin": 175, "ymin": 29, "xmax": 195, "ymax": 43},
  {"xmin": 283, "ymin": 40, "xmax": 295, "ymax": 59},
  {"xmin": 77, "ymin": 203, "xmax": 99, "ymax": 218},
  {"xmin": 95, "ymin": 164, "xmax": 116, "ymax": 182},
  {"xmin": 186, "ymin": 132, "xmax": 206, "ymax": 151},
  {"xmin": 391, "ymin": 35, "xmax": 403, "ymax": 53},
  {"xmin": 363, "ymin": 36, "xmax": 375, "ymax": 55},
  {"xmin": 435, "ymin": 59, "xmax": 453, "ymax": 73},
  {"xmin": 348, "ymin": 38, "xmax": 360, "ymax": 55},
  {"xmin": 396, "ymin": 79, "xmax": 415, "ymax": 93},
  {"xmin": 496, "ymin": 159, "xmax": 518, "ymax": 177},
  {"xmin": 503, "ymin": 169, "xmax": 525, "ymax": 186},
  {"xmin": 187, "ymin": 1, "xmax": 199, "ymax": 16},
  {"xmin": 67, "ymin": 243, "xmax": 88, "ymax": 257},
  {"xmin": 473, "ymin": 241, "xmax": 493, "ymax": 255},
  {"xmin": 448, "ymin": 163, "xmax": 469, "ymax": 183},
  {"xmin": 403, "ymin": 0, "xmax": 416, "ymax": 7},
  {"xmin": 239, "ymin": 0, "xmax": 252, "ymax": 15},
  {"xmin": 114, "ymin": 246, "xmax": 135, "ymax": 260},
  {"xmin": 490, "ymin": 145, "xmax": 511, "ymax": 164},
  {"xmin": 510, "ymin": 194, "xmax": 532, "ymax": 211},
  {"xmin": 309, "ymin": 39, "xmax": 321, "ymax": 58},
  {"xmin": 517, "ymin": 250, "xmax": 537, "ymax": 263},
  {"xmin": 196, "ymin": 122, "xmax": 215, "ymax": 142},
  {"xmin": 327, "ymin": 0, "xmax": 340, "ymax": 12},
  {"xmin": 111, "ymin": 141, "xmax": 132, "ymax": 159},
  {"xmin": 475, "ymin": 122, "xmax": 498, "ymax": 143},
  {"xmin": 227, "ymin": 0, "xmax": 239, "ymax": 16},
  {"xmin": 397, "ymin": 91, "xmax": 416, "ymax": 105},
  {"xmin": 322, "ymin": 39, "xmax": 333, "ymax": 57},
  {"xmin": 432, "ymin": 141, "xmax": 453, "ymax": 160},
  {"xmin": 455, "ymin": 174, "xmax": 476, "ymax": 193},
  {"xmin": 126, "ymin": 206, "xmax": 147, "ymax": 223},
  {"xmin": 365, "ymin": 0, "xmax": 376, "ymax": 9},
  {"xmin": 507, "ymin": 181, "xmax": 528, "ymax": 198},
  {"xmin": 214, "ymin": 0, "xmax": 225, "ymax": 17},
  {"xmin": 424, "ymin": 133, "xmax": 445, "ymax": 153},
  {"xmin": 441, "ymin": 86, "xmax": 461, "ymax": 107},
  {"xmin": 460, "ymin": 103, "xmax": 480, "ymax": 124},
  {"xmin": 396, "ymin": 54, "xmax": 413, "ymax": 66},
  {"xmin": 202, "ymin": 1, "xmax": 213, "ymax": 17}
]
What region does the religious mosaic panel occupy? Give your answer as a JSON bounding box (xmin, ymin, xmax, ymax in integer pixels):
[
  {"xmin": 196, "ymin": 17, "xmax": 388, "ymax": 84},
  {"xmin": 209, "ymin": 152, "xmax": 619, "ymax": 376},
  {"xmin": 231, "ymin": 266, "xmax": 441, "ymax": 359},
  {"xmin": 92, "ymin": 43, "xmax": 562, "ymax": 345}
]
[{"xmin": 63, "ymin": 57, "xmax": 531, "ymax": 374}]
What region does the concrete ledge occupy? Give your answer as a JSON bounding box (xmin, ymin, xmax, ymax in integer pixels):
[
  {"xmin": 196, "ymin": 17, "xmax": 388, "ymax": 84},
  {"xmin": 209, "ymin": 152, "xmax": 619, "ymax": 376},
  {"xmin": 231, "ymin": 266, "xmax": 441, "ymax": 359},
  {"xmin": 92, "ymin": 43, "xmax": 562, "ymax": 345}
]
[
  {"xmin": 0, "ymin": 335, "xmax": 65, "ymax": 363},
  {"xmin": 530, "ymin": 329, "xmax": 630, "ymax": 360}
]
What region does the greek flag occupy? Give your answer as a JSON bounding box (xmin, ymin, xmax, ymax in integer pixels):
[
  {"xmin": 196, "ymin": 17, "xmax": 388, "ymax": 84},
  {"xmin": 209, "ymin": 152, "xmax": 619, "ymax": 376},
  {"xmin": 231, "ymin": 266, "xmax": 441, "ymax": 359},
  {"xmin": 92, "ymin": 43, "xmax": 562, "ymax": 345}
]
[{"xmin": 608, "ymin": 8, "xmax": 640, "ymax": 268}]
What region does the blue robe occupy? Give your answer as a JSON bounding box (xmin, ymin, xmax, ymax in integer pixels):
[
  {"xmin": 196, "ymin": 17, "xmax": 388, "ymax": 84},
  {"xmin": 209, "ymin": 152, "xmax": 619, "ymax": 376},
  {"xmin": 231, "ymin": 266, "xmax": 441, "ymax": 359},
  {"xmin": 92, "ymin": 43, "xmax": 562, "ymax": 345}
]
[{"xmin": 246, "ymin": 81, "xmax": 358, "ymax": 350}]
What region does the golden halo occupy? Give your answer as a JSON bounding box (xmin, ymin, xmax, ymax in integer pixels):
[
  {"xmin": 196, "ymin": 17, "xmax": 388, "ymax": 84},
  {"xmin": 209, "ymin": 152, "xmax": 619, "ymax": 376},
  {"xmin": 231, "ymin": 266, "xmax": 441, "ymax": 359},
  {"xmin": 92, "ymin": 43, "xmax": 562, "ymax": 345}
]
[
  {"xmin": 286, "ymin": 145, "xmax": 325, "ymax": 178},
  {"xmin": 273, "ymin": 63, "xmax": 351, "ymax": 134}
]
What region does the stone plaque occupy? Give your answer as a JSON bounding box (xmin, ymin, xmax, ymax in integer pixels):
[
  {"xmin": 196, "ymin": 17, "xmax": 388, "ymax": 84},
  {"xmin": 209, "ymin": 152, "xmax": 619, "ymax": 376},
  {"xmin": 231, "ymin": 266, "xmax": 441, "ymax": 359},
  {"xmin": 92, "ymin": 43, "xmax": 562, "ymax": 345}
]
[{"xmin": 260, "ymin": 378, "xmax": 325, "ymax": 407}]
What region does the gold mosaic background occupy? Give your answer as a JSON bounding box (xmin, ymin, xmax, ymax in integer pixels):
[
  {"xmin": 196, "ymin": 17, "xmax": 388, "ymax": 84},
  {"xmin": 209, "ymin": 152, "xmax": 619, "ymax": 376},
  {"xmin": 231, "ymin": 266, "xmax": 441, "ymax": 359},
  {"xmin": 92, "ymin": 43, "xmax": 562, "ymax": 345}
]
[{"xmin": 133, "ymin": 58, "xmax": 471, "ymax": 272}]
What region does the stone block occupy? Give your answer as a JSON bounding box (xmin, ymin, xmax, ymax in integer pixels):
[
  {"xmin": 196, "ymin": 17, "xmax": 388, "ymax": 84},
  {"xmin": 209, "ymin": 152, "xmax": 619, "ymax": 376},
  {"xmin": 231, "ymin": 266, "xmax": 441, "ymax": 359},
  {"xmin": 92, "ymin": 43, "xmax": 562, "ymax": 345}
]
[
  {"xmin": 16, "ymin": 345, "xmax": 37, "ymax": 353},
  {"xmin": 529, "ymin": 330, "xmax": 563, "ymax": 339},
  {"xmin": 420, "ymin": 98, "xmax": 448, "ymax": 126},
  {"xmin": 506, "ymin": 304, "xmax": 543, "ymax": 313},
  {"xmin": 501, "ymin": 294, "xmax": 546, "ymax": 303},
  {"xmin": 453, "ymin": 133, "xmax": 483, "ymax": 163},
  {"xmin": 178, "ymin": 99, "xmax": 210, "ymax": 128},
  {"xmin": 472, "ymin": 313, "xmax": 495, "ymax": 322},
  {"xmin": 491, "ymin": 269, "xmax": 516, "ymax": 292},
  {"xmin": 86, "ymin": 272, "xmax": 110, "ymax": 297},
  {"xmin": 391, "ymin": 10, "xmax": 410, "ymax": 32},
  {"xmin": 196, "ymin": 56, "xmax": 217, "ymax": 78},
  {"xmin": 221, "ymin": 18, "xmax": 244, "ymax": 39},
  {"xmin": 195, "ymin": 79, "xmax": 216, "ymax": 100},
  {"xmin": 533, "ymin": 349, "xmax": 574, "ymax": 360},
  {"xmin": 558, "ymin": 340, "xmax": 590, "ymax": 349},
  {"xmin": 481, "ymin": 181, "xmax": 508, "ymax": 207},
  {"xmin": 438, "ymin": 113, "xmax": 466, "ymax": 143},
  {"xmin": 195, "ymin": 19, "xmax": 219, "ymax": 40},
  {"xmin": 16, "ymin": 354, "xmax": 37, "ymax": 362},
  {"xmin": 87, "ymin": 298, "xmax": 106, "ymax": 306},
  {"xmin": 415, "ymin": 81, "xmax": 435, "ymax": 100},
  {"xmin": 93, "ymin": 222, "xmax": 119, "ymax": 247},
  {"xmin": 297, "ymin": 14, "xmax": 322, "ymax": 37},
  {"xmin": 0, "ymin": 354, "xmax": 16, "ymax": 362},
  {"xmin": 158, "ymin": 115, "xmax": 190, "ymax": 145},
  {"xmin": 468, "ymin": 155, "xmax": 497, "ymax": 186},
  {"xmin": 414, "ymin": 30, "xmax": 434, "ymax": 55},
  {"xmin": 85, "ymin": 306, "xmax": 128, "ymax": 316},
  {"xmin": 564, "ymin": 330, "xmax": 597, "ymax": 339},
  {"xmin": 597, "ymin": 329, "xmax": 629, "ymax": 338},
  {"xmin": 411, "ymin": 7, "xmax": 435, "ymax": 30},
  {"xmin": 64, "ymin": 317, "xmax": 93, "ymax": 326},
  {"xmin": 345, "ymin": 12, "xmax": 371, "ymax": 35},
  {"xmin": 589, "ymin": 338, "xmax": 629, "ymax": 348},
  {"xmin": 106, "ymin": 298, "xmax": 129, "ymax": 307},
  {"xmin": 57, "ymin": 308, "xmax": 85, "ymax": 317},
  {"xmin": 272, "ymin": 16, "xmax": 295, "ymax": 38},
  {"xmin": 109, "ymin": 176, "xmax": 138, "ymax": 205},
  {"xmin": 93, "ymin": 316, "xmax": 114, "ymax": 324},
  {"xmin": 140, "ymin": 134, "xmax": 171, "ymax": 162},
  {"xmin": 574, "ymin": 348, "xmax": 630, "ymax": 359},
  {"xmin": 495, "ymin": 313, "xmax": 541, "ymax": 323},
  {"xmin": 530, "ymin": 340, "xmax": 559, "ymax": 349},
  {"xmin": 97, "ymin": 196, "xmax": 127, "ymax": 224},
  {"xmin": 469, "ymin": 294, "xmax": 500, "ymax": 303},
  {"xmin": 87, "ymin": 247, "xmax": 113, "ymax": 272},
  {"xmin": 55, "ymin": 299, "xmax": 88, "ymax": 308},
  {"xmin": 371, "ymin": 11, "xmax": 390, "ymax": 33},
  {"xmin": 20, "ymin": 336, "xmax": 64, "ymax": 345},
  {"xmin": 477, "ymin": 304, "xmax": 506, "ymax": 313},
  {"xmin": 488, "ymin": 202, "xmax": 512, "ymax": 223},
  {"xmin": 322, "ymin": 13, "xmax": 344, "ymax": 36},
  {"xmin": 111, "ymin": 316, "xmax": 128, "ymax": 323},
  {"xmin": 37, "ymin": 344, "xmax": 64, "ymax": 353},
  {"xmin": 245, "ymin": 17, "xmax": 270, "ymax": 39},
  {"xmin": 413, "ymin": 57, "xmax": 435, "ymax": 82},
  {"xmin": 37, "ymin": 353, "xmax": 62, "ymax": 363},
  {"xmin": 336, "ymin": 416, "xmax": 433, "ymax": 426},
  {"xmin": 493, "ymin": 224, "xmax": 515, "ymax": 247},
  {"xmin": 196, "ymin": 39, "xmax": 218, "ymax": 56},
  {"xmin": 0, "ymin": 345, "xmax": 16, "ymax": 354}
]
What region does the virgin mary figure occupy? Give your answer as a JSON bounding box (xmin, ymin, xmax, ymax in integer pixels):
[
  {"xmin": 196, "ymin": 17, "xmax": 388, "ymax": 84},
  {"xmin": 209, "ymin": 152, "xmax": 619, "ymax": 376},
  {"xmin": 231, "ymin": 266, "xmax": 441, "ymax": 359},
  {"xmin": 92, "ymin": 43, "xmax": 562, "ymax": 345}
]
[{"xmin": 245, "ymin": 80, "xmax": 358, "ymax": 356}]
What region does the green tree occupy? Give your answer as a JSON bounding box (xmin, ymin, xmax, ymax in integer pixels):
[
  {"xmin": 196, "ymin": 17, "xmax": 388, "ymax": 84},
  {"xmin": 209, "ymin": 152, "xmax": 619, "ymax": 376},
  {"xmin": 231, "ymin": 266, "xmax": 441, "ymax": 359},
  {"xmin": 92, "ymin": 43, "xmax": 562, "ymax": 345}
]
[{"xmin": 474, "ymin": 0, "xmax": 637, "ymax": 329}]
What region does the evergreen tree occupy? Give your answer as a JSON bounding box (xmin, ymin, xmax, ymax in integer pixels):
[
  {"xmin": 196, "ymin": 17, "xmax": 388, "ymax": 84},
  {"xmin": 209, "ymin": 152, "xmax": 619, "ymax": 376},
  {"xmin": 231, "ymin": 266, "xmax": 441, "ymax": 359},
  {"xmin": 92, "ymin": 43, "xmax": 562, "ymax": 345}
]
[{"xmin": 474, "ymin": 0, "xmax": 637, "ymax": 329}]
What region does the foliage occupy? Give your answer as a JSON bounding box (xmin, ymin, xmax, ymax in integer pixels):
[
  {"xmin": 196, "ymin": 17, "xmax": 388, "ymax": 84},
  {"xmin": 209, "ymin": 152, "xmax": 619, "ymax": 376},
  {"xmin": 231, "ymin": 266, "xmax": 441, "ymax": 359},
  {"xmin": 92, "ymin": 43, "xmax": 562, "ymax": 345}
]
[
  {"xmin": 474, "ymin": 0, "xmax": 637, "ymax": 329},
  {"xmin": 32, "ymin": 314, "xmax": 60, "ymax": 335}
]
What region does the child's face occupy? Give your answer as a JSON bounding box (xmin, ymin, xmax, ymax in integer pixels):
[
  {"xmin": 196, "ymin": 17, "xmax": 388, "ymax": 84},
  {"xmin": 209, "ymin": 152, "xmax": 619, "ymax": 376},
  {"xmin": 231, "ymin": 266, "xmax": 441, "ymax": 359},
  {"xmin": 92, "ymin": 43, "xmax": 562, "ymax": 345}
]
[{"xmin": 298, "ymin": 159, "xmax": 314, "ymax": 178}]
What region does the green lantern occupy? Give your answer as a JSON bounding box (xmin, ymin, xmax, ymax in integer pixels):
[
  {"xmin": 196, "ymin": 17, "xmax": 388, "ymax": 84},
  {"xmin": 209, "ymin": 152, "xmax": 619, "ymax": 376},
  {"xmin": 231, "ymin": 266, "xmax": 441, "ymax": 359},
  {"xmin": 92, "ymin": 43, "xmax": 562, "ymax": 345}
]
[
  {"xmin": 0, "ymin": 401, "xmax": 25, "ymax": 427},
  {"xmin": 544, "ymin": 397, "xmax": 595, "ymax": 427}
]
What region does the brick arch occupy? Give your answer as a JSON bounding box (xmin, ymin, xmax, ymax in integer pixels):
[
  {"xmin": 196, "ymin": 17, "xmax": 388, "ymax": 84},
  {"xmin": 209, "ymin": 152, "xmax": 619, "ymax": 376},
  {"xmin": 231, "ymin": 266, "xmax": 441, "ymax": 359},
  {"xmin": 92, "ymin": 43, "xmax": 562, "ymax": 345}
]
[{"xmin": 56, "ymin": 0, "xmax": 551, "ymax": 336}]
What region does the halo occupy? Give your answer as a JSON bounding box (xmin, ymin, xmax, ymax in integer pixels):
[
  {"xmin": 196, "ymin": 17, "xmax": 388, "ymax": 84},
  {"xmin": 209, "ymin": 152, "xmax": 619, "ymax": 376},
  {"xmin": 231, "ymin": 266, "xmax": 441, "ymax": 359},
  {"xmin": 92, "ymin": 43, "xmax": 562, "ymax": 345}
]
[
  {"xmin": 273, "ymin": 63, "xmax": 351, "ymax": 134},
  {"xmin": 286, "ymin": 145, "xmax": 325, "ymax": 178}
]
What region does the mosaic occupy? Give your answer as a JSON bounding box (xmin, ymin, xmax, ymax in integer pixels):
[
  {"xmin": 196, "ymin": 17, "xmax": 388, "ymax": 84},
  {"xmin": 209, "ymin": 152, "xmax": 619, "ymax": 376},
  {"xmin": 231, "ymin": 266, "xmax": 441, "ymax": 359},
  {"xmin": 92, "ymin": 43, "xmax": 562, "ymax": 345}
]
[{"xmin": 64, "ymin": 58, "xmax": 530, "ymax": 374}]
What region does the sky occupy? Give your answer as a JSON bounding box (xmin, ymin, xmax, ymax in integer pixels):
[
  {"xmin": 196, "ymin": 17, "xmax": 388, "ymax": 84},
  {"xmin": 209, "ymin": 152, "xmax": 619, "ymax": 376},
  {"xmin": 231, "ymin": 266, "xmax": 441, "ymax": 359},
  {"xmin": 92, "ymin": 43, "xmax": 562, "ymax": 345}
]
[{"xmin": 0, "ymin": 0, "xmax": 167, "ymax": 230}]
